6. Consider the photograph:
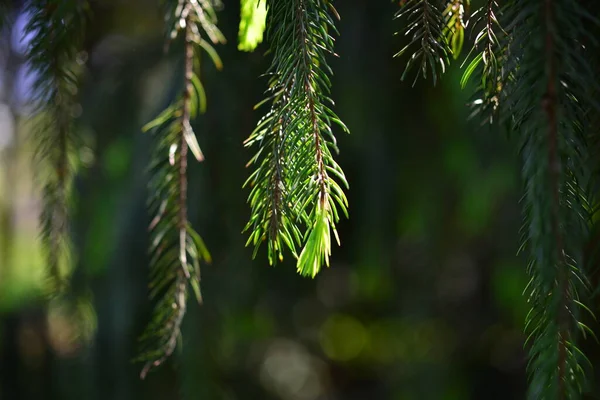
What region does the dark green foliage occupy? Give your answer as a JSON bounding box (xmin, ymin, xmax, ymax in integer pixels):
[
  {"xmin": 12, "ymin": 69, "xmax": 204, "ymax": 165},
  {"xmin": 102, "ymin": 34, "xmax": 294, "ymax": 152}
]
[
  {"xmin": 0, "ymin": 3, "xmax": 9, "ymax": 30},
  {"xmin": 136, "ymin": 0, "xmax": 224, "ymax": 378},
  {"xmin": 400, "ymin": 0, "xmax": 600, "ymax": 397},
  {"xmin": 25, "ymin": 0, "xmax": 88, "ymax": 291},
  {"xmin": 244, "ymin": 0, "xmax": 349, "ymax": 277},
  {"xmin": 502, "ymin": 0, "xmax": 598, "ymax": 397},
  {"xmin": 394, "ymin": 0, "xmax": 452, "ymax": 85}
]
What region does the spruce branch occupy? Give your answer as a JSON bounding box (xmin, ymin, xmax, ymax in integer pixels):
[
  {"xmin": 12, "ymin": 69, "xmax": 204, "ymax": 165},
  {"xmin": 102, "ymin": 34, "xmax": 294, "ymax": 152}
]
[
  {"xmin": 394, "ymin": 0, "xmax": 451, "ymax": 86},
  {"xmin": 460, "ymin": 0, "xmax": 507, "ymax": 124},
  {"xmin": 502, "ymin": 0, "xmax": 599, "ymax": 397},
  {"xmin": 442, "ymin": 0, "xmax": 468, "ymax": 60},
  {"xmin": 25, "ymin": 0, "xmax": 88, "ymax": 292},
  {"xmin": 244, "ymin": 92, "xmax": 300, "ymax": 265},
  {"xmin": 137, "ymin": 0, "xmax": 224, "ymax": 378},
  {"xmin": 244, "ymin": 0, "xmax": 349, "ymax": 276}
]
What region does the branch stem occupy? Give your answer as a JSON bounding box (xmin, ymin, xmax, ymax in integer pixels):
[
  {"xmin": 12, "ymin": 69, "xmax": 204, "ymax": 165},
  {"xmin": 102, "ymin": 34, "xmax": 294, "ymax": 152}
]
[
  {"xmin": 542, "ymin": 0, "xmax": 568, "ymax": 396},
  {"xmin": 297, "ymin": 0, "xmax": 327, "ymax": 207}
]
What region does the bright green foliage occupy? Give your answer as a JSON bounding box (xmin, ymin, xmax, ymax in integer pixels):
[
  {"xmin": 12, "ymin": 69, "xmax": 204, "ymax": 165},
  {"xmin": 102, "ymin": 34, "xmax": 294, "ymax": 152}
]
[
  {"xmin": 244, "ymin": 0, "xmax": 349, "ymax": 277},
  {"xmin": 238, "ymin": 0, "xmax": 267, "ymax": 52},
  {"xmin": 442, "ymin": 0, "xmax": 467, "ymax": 60},
  {"xmin": 25, "ymin": 0, "xmax": 89, "ymax": 291},
  {"xmin": 502, "ymin": 0, "xmax": 598, "ymax": 397},
  {"xmin": 136, "ymin": 0, "xmax": 224, "ymax": 378},
  {"xmin": 297, "ymin": 201, "xmax": 334, "ymax": 277},
  {"xmin": 394, "ymin": 0, "xmax": 451, "ymax": 86},
  {"xmin": 460, "ymin": 0, "xmax": 506, "ymax": 124}
]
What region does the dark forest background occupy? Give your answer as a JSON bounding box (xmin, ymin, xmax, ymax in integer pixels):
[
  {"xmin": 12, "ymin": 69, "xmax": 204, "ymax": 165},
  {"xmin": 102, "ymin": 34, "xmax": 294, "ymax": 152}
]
[{"xmin": 0, "ymin": 0, "xmax": 582, "ymax": 399}]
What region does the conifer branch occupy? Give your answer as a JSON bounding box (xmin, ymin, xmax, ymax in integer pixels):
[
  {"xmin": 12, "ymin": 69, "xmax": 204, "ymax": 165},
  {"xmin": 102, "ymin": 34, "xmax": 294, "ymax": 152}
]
[
  {"xmin": 244, "ymin": 97, "xmax": 296, "ymax": 265},
  {"xmin": 503, "ymin": 0, "xmax": 599, "ymax": 397},
  {"xmin": 442, "ymin": 0, "xmax": 467, "ymax": 59},
  {"xmin": 244, "ymin": 0, "xmax": 349, "ymax": 276},
  {"xmin": 26, "ymin": 0, "xmax": 88, "ymax": 292},
  {"xmin": 542, "ymin": 0, "xmax": 568, "ymax": 392},
  {"xmin": 460, "ymin": 0, "xmax": 507, "ymax": 124},
  {"xmin": 137, "ymin": 0, "xmax": 224, "ymax": 378},
  {"xmin": 394, "ymin": 0, "xmax": 451, "ymax": 86}
]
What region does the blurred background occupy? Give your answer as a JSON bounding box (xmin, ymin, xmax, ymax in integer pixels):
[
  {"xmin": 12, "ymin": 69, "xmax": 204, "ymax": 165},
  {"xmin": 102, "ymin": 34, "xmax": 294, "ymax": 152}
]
[{"xmin": 0, "ymin": 0, "xmax": 549, "ymax": 398}]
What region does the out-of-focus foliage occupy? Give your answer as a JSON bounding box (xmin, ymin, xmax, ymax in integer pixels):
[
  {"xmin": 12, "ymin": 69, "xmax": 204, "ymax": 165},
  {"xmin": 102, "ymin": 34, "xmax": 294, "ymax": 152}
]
[
  {"xmin": 25, "ymin": 0, "xmax": 89, "ymax": 291},
  {"xmin": 238, "ymin": 0, "xmax": 267, "ymax": 52},
  {"xmin": 443, "ymin": 0, "xmax": 467, "ymax": 60},
  {"xmin": 3, "ymin": 0, "xmax": 600, "ymax": 399}
]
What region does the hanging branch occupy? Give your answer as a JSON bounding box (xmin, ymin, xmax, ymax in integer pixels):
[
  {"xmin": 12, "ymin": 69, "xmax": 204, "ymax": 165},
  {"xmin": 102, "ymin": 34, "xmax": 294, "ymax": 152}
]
[
  {"xmin": 503, "ymin": 0, "xmax": 599, "ymax": 397},
  {"xmin": 460, "ymin": 0, "xmax": 507, "ymax": 124},
  {"xmin": 394, "ymin": 0, "xmax": 451, "ymax": 86},
  {"xmin": 244, "ymin": 90, "xmax": 299, "ymax": 265},
  {"xmin": 25, "ymin": 0, "xmax": 88, "ymax": 292},
  {"xmin": 244, "ymin": 0, "xmax": 349, "ymax": 277},
  {"xmin": 137, "ymin": 0, "xmax": 224, "ymax": 378},
  {"xmin": 442, "ymin": 0, "xmax": 468, "ymax": 60}
]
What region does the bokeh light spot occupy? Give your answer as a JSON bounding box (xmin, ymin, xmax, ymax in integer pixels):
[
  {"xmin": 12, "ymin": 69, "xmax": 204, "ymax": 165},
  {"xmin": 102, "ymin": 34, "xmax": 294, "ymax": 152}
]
[{"xmin": 319, "ymin": 314, "xmax": 368, "ymax": 362}]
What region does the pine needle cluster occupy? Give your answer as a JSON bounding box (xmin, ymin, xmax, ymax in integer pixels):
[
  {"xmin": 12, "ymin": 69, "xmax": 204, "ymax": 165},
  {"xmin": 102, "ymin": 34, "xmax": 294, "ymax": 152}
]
[
  {"xmin": 25, "ymin": 0, "xmax": 88, "ymax": 292},
  {"xmin": 460, "ymin": 0, "xmax": 506, "ymax": 124},
  {"xmin": 395, "ymin": 0, "xmax": 600, "ymax": 397},
  {"xmin": 136, "ymin": 0, "xmax": 224, "ymax": 378},
  {"xmin": 243, "ymin": 0, "xmax": 349, "ymax": 277},
  {"xmin": 504, "ymin": 0, "xmax": 598, "ymax": 396},
  {"xmin": 394, "ymin": 0, "xmax": 452, "ymax": 85}
]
